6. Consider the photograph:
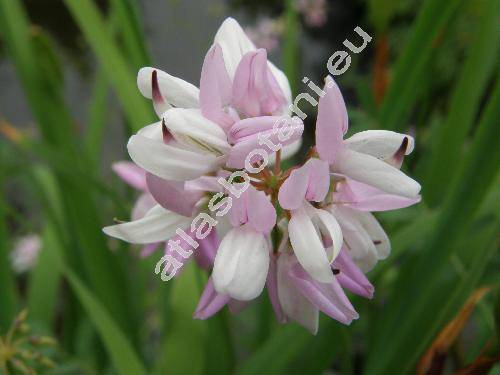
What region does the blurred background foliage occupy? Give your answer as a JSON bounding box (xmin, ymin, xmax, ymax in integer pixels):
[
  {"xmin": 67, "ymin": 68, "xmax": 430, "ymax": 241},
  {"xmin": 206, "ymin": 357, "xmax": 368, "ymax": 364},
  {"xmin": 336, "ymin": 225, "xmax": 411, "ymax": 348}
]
[{"xmin": 0, "ymin": 0, "xmax": 499, "ymax": 373}]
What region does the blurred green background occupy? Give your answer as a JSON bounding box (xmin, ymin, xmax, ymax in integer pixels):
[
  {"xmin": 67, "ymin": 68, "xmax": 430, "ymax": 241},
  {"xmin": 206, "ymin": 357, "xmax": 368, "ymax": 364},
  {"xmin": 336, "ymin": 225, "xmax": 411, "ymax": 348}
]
[{"xmin": 0, "ymin": 0, "xmax": 499, "ymax": 373}]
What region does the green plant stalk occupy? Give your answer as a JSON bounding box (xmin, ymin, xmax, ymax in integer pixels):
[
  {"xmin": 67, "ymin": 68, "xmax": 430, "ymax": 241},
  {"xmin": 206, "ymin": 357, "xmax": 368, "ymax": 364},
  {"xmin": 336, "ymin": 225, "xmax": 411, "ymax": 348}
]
[{"xmin": 423, "ymin": 0, "xmax": 500, "ymax": 207}]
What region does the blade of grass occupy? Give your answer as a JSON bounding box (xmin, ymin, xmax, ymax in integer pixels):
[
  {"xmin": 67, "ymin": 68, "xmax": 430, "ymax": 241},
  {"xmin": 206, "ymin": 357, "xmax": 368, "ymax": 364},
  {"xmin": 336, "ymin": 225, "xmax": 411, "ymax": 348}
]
[
  {"xmin": 63, "ymin": 0, "xmax": 154, "ymax": 131},
  {"xmin": 378, "ymin": 0, "xmax": 463, "ymax": 131},
  {"xmin": 365, "ymin": 74, "xmax": 500, "ymax": 374},
  {"xmin": 422, "ymin": 0, "xmax": 500, "ymax": 207},
  {"xmin": 63, "ymin": 266, "xmax": 147, "ymax": 375},
  {"xmin": 85, "ymin": 69, "xmax": 109, "ymax": 168},
  {"xmin": 109, "ymin": 0, "xmax": 151, "ymax": 69}
]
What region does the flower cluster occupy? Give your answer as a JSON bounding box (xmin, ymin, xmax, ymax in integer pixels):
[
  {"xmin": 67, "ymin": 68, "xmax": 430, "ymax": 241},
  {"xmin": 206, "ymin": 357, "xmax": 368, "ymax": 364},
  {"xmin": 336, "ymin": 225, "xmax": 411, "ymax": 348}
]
[{"xmin": 103, "ymin": 18, "xmax": 421, "ymax": 334}]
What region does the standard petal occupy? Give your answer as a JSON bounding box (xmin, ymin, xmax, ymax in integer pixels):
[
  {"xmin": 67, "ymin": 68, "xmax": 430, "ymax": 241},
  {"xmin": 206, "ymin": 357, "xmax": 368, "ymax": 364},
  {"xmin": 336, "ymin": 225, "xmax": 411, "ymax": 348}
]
[
  {"xmin": 162, "ymin": 108, "xmax": 230, "ymax": 155},
  {"xmin": 231, "ymin": 49, "xmax": 286, "ymax": 117},
  {"xmin": 288, "ymin": 206, "xmax": 334, "ymax": 283},
  {"xmin": 112, "ymin": 161, "xmax": 147, "ymax": 191},
  {"xmin": 212, "ymin": 225, "xmax": 270, "ymax": 300},
  {"xmin": 277, "ymin": 253, "xmax": 319, "ymax": 334},
  {"xmin": 315, "ymin": 76, "xmax": 348, "ymax": 164},
  {"xmin": 344, "ymin": 130, "xmax": 414, "ymax": 161},
  {"xmin": 199, "ymin": 44, "xmax": 235, "ymax": 129},
  {"xmin": 226, "ymin": 116, "xmax": 303, "ymax": 169},
  {"xmin": 278, "ymin": 158, "xmax": 330, "ymax": 210},
  {"xmin": 213, "ymin": 17, "xmax": 257, "ymax": 79},
  {"xmin": 334, "ymin": 148, "xmax": 421, "ymax": 199},
  {"xmin": 137, "ymin": 67, "xmax": 199, "ymax": 109},
  {"xmin": 335, "ymin": 178, "xmax": 421, "ymax": 211},
  {"xmin": 103, "ymin": 205, "xmax": 191, "ymax": 244},
  {"xmin": 146, "ymin": 173, "xmax": 203, "ymax": 217},
  {"xmin": 127, "ymin": 134, "xmax": 221, "ymax": 181}
]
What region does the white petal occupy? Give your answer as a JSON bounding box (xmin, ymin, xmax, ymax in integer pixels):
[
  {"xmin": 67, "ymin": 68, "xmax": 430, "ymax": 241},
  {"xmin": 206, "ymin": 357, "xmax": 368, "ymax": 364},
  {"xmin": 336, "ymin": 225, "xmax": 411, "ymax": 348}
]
[
  {"xmin": 163, "ymin": 108, "xmax": 230, "ymax": 154},
  {"xmin": 103, "ymin": 205, "xmax": 191, "ymax": 244},
  {"xmin": 335, "ymin": 148, "xmax": 421, "ymax": 198},
  {"xmin": 212, "ymin": 225, "xmax": 270, "ymax": 300},
  {"xmin": 344, "ymin": 130, "xmax": 414, "ymax": 160},
  {"xmin": 127, "ymin": 135, "xmax": 221, "ymax": 181},
  {"xmin": 214, "ymin": 18, "xmax": 256, "ymax": 79},
  {"xmin": 277, "ymin": 253, "xmax": 318, "ymax": 334},
  {"xmin": 352, "ymin": 211, "xmax": 390, "ymax": 259},
  {"xmin": 268, "ymin": 62, "xmax": 293, "ymax": 109},
  {"xmin": 330, "ymin": 206, "xmax": 378, "ymax": 272},
  {"xmin": 137, "ymin": 67, "xmax": 199, "ymax": 108},
  {"xmin": 315, "ymin": 209, "xmax": 343, "ymax": 262},
  {"xmin": 131, "ymin": 193, "xmax": 156, "ymax": 220},
  {"xmin": 288, "ymin": 205, "xmax": 334, "ymax": 283}
]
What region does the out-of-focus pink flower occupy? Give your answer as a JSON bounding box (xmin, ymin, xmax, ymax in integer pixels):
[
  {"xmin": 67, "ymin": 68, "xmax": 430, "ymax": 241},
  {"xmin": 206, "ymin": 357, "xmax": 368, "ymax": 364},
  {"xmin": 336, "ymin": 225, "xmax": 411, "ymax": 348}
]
[
  {"xmin": 245, "ymin": 17, "xmax": 284, "ymax": 51},
  {"xmin": 295, "ymin": 0, "xmax": 328, "ymax": 28},
  {"xmin": 11, "ymin": 234, "xmax": 42, "ymax": 273}
]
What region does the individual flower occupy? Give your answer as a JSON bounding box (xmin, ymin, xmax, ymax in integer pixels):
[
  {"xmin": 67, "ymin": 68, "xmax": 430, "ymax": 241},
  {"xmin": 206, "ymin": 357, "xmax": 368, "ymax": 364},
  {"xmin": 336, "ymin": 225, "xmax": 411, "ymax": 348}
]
[{"xmin": 10, "ymin": 234, "xmax": 42, "ymax": 273}]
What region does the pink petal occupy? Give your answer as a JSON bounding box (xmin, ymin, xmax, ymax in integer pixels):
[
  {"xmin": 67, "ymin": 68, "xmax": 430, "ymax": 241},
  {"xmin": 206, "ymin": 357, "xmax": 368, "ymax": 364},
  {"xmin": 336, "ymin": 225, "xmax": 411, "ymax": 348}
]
[
  {"xmin": 226, "ymin": 117, "xmax": 304, "ymax": 169},
  {"xmin": 278, "ymin": 158, "xmax": 330, "ymax": 210},
  {"xmin": 194, "ymin": 229, "xmax": 219, "ymax": 270},
  {"xmin": 193, "ymin": 277, "xmax": 231, "ymax": 320},
  {"xmin": 229, "ymin": 186, "xmax": 276, "ymax": 234},
  {"xmin": 140, "ymin": 242, "xmax": 160, "ymax": 258},
  {"xmin": 232, "ymin": 49, "xmax": 286, "ymax": 117},
  {"xmin": 112, "ymin": 161, "xmax": 147, "ymax": 191},
  {"xmin": 199, "ymin": 44, "xmax": 235, "ymax": 130},
  {"xmin": 335, "ymin": 177, "xmax": 421, "ymax": 211},
  {"xmin": 289, "ymin": 262, "xmax": 359, "ymax": 325},
  {"xmin": 333, "ymin": 249, "xmax": 374, "ymax": 299},
  {"xmin": 315, "ymin": 76, "xmax": 348, "ymax": 164},
  {"xmin": 267, "ymin": 253, "xmax": 286, "ymax": 323},
  {"xmin": 146, "ymin": 173, "xmax": 203, "ymax": 217}
]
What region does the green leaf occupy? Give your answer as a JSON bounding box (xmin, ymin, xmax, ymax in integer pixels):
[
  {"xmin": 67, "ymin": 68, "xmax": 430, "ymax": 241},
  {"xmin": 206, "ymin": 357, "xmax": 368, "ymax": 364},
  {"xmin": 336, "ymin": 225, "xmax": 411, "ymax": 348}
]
[
  {"xmin": 422, "ymin": 0, "xmax": 500, "ymax": 206},
  {"xmin": 63, "ymin": 267, "xmax": 147, "ymax": 375},
  {"xmin": 63, "ymin": 0, "xmax": 154, "ymax": 131},
  {"xmin": 109, "ymin": 0, "xmax": 151, "ymax": 69},
  {"xmin": 378, "ymin": 0, "xmax": 463, "ymax": 131},
  {"xmin": 365, "ymin": 73, "xmax": 500, "ymax": 374}
]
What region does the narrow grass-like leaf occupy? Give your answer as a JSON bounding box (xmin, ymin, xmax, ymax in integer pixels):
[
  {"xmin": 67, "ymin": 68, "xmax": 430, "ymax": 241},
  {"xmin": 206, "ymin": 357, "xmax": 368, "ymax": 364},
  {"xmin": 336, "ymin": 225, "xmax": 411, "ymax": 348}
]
[
  {"xmin": 64, "ymin": 267, "xmax": 147, "ymax": 375},
  {"xmin": 85, "ymin": 69, "xmax": 109, "ymax": 168},
  {"xmin": 366, "ymin": 74, "xmax": 500, "ymax": 374},
  {"xmin": 63, "ymin": 0, "xmax": 154, "ymax": 131},
  {"xmin": 110, "ymin": 0, "xmax": 151, "ymax": 69},
  {"xmin": 378, "ymin": 0, "xmax": 462, "ymax": 131},
  {"xmin": 423, "ymin": 0, "xmax": 500, "ymax": 206}
]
